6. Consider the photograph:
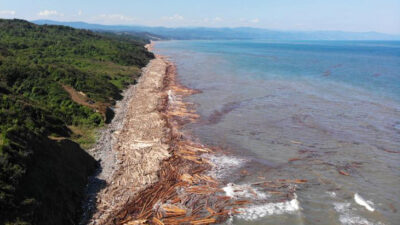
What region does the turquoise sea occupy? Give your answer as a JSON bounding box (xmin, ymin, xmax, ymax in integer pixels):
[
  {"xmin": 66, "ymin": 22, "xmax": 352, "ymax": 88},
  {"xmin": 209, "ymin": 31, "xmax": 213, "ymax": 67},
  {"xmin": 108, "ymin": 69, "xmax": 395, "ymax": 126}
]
[{"xmin": 154, "ymin": 40, "xmax": 400, "ymax": 225}]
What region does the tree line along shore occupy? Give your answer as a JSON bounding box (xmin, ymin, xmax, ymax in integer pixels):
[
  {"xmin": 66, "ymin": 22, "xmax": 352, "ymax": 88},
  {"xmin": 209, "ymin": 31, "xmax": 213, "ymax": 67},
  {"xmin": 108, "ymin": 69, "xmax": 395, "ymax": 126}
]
[{"xmin": 0, "ymin": 19, "xmax": 154, "ymax": 225}]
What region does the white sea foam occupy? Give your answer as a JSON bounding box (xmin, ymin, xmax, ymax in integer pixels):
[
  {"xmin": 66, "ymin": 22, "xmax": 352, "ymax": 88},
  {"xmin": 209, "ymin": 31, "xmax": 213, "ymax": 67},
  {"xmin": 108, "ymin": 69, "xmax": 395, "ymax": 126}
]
[
  {"xmin": 333, "ymin": 202, "xmax": 383, "ymax": 225},
  {"xmin": 226, "ymin": 216, "xmax": 234, "ymax": 225},
  {"xmin": 223, "ymin": 183, "xmax": 270, "ymax": 200},
  {"xmin": 235, "ymin": 195, "xmax": 300, "ymax": 221},
  {"xmin": 327, "ymin": 191, "xmax": 337, "ymax": 198},
  {"xmin": 354, "ymin": 193, "xmax": 375, "ymax": 212},
  {"xmin": 222, "ymin": 182, "xmax": 300, "ymax": 221},
  {"xmin": 204, "ymin": 154, "xmax": 247, "ymax": 179},
  {"xmin": 339, "ymin": 214, "xmax": 375, "ymax": 225}
]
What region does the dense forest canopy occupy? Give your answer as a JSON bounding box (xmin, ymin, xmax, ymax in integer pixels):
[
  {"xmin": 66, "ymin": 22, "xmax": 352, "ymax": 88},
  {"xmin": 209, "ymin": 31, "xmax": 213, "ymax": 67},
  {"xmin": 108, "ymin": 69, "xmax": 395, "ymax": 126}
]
[{"xmin": 0, "ymin": 19, "xmax": 153, "ymax": 224}]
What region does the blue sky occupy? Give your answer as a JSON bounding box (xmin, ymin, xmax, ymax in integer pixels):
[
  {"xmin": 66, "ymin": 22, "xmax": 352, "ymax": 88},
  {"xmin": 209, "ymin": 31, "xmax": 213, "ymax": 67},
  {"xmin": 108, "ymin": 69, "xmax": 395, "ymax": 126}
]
[{"xmin": 1, "ymin": 0, "xmax": 399, "ymax": 34}]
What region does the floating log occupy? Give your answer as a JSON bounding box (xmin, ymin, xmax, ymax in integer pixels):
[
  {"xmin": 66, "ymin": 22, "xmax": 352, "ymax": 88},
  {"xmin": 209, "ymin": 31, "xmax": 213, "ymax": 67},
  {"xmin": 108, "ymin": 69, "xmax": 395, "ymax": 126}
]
[
  {"xmin": 190, "ymin": 218, "xmax": 216, "ymax": 225},
  {"xmin": 277, "ymin": 179, "xmax": 308, "ymax": 183},
  {"xmin": 123, "ymin": 219, "xmax": 146, "ymax": 225},
  {"xmin": 162, "ymin": 205, "xmax": 187, "ymax": 217},
  {"xmin": 152, "ymin": 217, "xmax": 164, "ymax": 225},
  {"xmin": 186, "ymin": 186, "xmax": 222, "ymax": 195}
]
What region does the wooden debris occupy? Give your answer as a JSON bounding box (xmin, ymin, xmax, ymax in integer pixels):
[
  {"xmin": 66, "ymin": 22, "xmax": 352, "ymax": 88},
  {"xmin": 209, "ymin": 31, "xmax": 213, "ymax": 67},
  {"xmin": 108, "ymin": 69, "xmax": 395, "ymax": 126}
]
[
  {"xmin": 288, "ymin": 158, "xmax": 302, "ymax": 162},
  {"xmin": 190, "ymin": 218, "xmax": 216, "ymax": 225},
  {"xmin": 277, "ymin": 179, "xmax": 308, "ymax": 183},
  {"xmin": 186, "ymin": 186, "xmax": 222, "ymax": 195},
  {"xmin": 180, "ymin": 174, "xmax": 194, "ymax": 183},
  {"xmin": 123, "ymin": 219, "xmax": 146, "ymax": 225},
  {"xmin": 240, "ymin": 169, "xmax": 249, "ymax": 175},
  {"xmin": 181, "ymin": 155, "xmax": 205, "ymax": 164},
  {"xmin": 206, "ymin": 207, "xmax": 216, "ymax": 215},
  {"xmin": 162, "ymin": 205, "xmax": 187, "ymax": 217},
  {"xmin": 152, "ymin": 217, "xmax": 164, "ymax": 225},
  {"xmin": 233, "ymin": 200, "xmax": 252, "ymax": 205},
  {"xmin": 162, "ymin": 215, "xmax": 199, "ymax": 224}
]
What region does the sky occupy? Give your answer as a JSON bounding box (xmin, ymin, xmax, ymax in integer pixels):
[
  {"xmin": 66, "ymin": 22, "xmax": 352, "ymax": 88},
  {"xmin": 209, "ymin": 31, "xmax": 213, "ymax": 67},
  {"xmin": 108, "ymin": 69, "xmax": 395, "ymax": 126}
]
[{"xmin": 0, "ymin": 0, "xmax": 399, "ymax": 34}]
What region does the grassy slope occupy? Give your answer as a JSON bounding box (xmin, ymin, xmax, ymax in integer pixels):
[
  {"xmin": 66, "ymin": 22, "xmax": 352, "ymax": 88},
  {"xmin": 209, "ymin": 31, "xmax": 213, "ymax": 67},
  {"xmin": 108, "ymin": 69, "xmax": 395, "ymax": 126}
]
[{"xmin": 0, "ymin": 19, "xmax": 154, "ymax": 224}]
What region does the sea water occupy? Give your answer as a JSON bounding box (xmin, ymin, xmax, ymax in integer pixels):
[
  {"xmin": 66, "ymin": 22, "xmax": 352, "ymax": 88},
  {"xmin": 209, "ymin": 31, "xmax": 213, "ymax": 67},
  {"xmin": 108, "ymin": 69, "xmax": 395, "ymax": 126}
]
[{"xmin": 154, "ymin": 40, "xmax": 400, "ymax": 225}]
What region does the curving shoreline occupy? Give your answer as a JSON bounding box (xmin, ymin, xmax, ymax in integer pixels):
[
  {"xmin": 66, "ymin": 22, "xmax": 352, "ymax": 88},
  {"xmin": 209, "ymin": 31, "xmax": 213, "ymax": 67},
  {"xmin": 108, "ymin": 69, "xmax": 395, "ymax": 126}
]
[{"xmin": 86, "ymin": 43, "xmax": 298, "ymax": 225}]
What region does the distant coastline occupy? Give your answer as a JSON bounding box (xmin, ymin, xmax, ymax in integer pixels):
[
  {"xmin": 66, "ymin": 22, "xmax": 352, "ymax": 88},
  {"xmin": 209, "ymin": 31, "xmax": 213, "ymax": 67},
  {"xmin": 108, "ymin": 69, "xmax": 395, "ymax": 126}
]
[{"xmin": 32, "ymin": 20, "xmax": 400, "ymax": 41}]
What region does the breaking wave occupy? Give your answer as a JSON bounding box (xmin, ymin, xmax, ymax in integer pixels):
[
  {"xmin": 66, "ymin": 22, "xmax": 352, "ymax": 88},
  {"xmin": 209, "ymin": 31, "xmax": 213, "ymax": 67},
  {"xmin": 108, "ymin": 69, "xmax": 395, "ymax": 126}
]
[
  {"xmin": 204, "ymin": 154, "xmax": 248, "ymax": 179},
  {"xmin": 235, "ymin": 195, "xmax": 300, "ymax": 221}
]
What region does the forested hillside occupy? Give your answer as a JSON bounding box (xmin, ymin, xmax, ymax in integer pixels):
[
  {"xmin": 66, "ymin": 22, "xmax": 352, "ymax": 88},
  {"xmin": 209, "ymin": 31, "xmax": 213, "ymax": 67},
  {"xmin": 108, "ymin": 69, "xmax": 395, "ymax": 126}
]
[{"xmin": 0, "ymin": 19, "xmax": 154, "ymax": 224}]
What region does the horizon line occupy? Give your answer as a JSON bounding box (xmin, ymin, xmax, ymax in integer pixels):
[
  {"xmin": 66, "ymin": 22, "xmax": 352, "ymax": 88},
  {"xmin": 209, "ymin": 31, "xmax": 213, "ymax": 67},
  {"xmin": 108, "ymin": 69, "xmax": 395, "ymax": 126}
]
[{"xmin": 28, "ymin": 18, "xmax": 400, "ymax": 36}]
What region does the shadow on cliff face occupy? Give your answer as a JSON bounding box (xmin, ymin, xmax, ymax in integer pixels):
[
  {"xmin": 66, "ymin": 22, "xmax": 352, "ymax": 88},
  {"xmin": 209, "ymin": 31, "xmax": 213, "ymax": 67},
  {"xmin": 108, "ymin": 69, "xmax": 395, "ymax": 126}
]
[
  {"xmin": 79, "ymin": 168, "xmax": 107, "ymax": 225},
  {"xmin": 0, "ymin": 129, "xmax": 97, "ymax": 225}
]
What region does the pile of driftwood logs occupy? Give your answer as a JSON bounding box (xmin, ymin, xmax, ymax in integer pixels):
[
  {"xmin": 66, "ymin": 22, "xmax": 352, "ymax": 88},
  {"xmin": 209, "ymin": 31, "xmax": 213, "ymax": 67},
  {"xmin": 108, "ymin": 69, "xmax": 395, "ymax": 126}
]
[{"xmin": 111, "ymin": 63, "xmax": 306, "ymax": 225}]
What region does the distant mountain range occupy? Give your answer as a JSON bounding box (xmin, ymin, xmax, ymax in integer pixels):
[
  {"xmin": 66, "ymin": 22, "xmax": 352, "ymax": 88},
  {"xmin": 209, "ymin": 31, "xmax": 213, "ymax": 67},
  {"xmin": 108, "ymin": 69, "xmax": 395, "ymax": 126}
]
[{"xmin": 33, "ymin": 20, "xmax": 400, "ymax": 41}]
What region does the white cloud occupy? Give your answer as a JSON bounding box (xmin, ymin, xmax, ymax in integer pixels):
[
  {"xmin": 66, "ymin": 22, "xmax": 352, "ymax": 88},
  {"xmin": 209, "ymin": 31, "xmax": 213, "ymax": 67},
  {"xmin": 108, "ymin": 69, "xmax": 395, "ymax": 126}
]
[
  {"xmin": 239, "ymin": 18, "xmax": 260, "ymax": 25},
  {"xmin": 78, "ymin": 10, "xmax": 83, "ymax": 16},
  {"xmin": 199, "ymin": 17, "xmax": 222, "ymax": 24},
  {"xmin": 38, "ymin": 10, "xmax": 62, "ymax": 17},
  {"xmin": 163, "ymin": 14, "xmax": 184, "ymax": 21},
  {"xmin": 91, "ymin": 14, "xmax": 136, "ymax": 24},
  {"xmin": 0, "ymin": 10, "xmax": 16, "ymax": 16},
  {"xmin": 250, "ymin": 18, "xmax": 260, "ymax": 23},
  {"xmin": 214, "ymin": 17, "xmax": 223, "ymax": 22},
  {"xmin": 98, "ymin": 14, "xmax": 135, "ymax": 22}
]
